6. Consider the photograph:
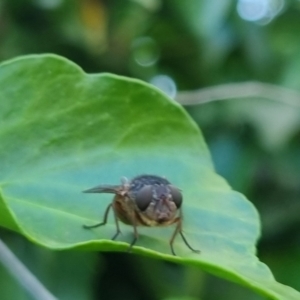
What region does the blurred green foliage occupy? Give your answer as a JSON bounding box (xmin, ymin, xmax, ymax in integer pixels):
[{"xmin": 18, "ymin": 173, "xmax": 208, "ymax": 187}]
[{"xmin": 0, "ymin": 0, "xmax": 300, "ymax": 299}]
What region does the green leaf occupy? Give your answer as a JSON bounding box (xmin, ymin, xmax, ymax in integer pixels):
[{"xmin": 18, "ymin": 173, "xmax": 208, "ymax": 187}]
[{"xmin": 0, "ymin": 54, "xmax": 298, "ymax": 300}]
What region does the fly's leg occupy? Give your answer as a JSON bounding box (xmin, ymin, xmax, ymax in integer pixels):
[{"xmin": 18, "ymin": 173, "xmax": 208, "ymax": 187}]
[
  {"xmin": 111, "ymin": 204, "xmax": 121, "ymax": 240},
  {"xmin": 83, "ymin": 202, "xmax": 122, "ymax": 240},
  {"xmin": 179, "ymin": 231, "xmax": 200, "ymax": 253},
  {"xmin": 169, "ymin": 218, "xmax": 180, "ymax": 255},
  {"xmin": 126, "ymin": 213, "xmax": 139, "ymax": 253},
  {"xmin": 83, "ymin": 203, "xmax": 112, "ymax": 229},
  {"xmin": 169, "ymin": 209, "xmax": 200, "ymax": 255}
]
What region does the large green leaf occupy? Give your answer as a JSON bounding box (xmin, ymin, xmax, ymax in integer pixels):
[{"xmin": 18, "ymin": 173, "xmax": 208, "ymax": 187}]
[{"xmin": 0, "ymin": 54, "xmax": 298, "ymax": 299}]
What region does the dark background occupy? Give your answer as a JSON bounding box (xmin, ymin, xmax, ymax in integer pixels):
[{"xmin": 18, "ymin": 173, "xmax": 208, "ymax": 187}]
[{"xmin": 1, "ymin": 0, "xmax": 300, "ymax": 299}]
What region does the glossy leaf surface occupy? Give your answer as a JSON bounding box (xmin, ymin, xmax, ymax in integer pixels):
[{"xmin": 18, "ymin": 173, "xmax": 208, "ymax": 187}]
[{"xmin": 0, "ymin": 55, "xmax": 299, "ymax": 300}]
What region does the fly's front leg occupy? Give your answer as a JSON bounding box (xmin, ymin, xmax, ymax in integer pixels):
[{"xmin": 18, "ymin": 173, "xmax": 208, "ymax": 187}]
[
  {"xmin": 126, "ymin": 212, "xmax": 139, "ymax": 253},
  {"xmin": 169, "ymin": 217, "xmax": 180, "ymax": 255},
  {"xmin": 170, "ymin": 209, "xmax": 200, "ymax": 255}
]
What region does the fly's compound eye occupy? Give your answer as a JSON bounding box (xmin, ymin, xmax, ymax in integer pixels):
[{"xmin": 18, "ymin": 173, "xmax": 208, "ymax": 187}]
[
  {"xmin": 169, "ymin": 186, "xmax": 182, "ymax": 208},
  {"xmin": 135, "ymin": 185, "xmax": 153, "ymax": 211}
]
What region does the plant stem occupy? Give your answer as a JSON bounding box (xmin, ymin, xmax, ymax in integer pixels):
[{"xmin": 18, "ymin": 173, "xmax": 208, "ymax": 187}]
[
  {"xmin": 0, "ymin": 239, "xmax": 57, "ymax": 300},
  {"xmin": 176, "ymin": 81, "xmax": 300, "ymax": 107}
]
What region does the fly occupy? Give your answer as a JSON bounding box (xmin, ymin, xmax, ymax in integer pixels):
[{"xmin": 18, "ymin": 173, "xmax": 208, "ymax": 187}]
[{"xmin": 83, "ymin": 174, "xmax": 199, "ymax": 255}]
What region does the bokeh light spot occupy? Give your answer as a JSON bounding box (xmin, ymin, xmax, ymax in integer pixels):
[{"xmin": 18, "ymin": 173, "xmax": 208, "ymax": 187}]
[
  {"xmin": 150, "ymin": 75, "xmax": 177, "ymax": 99},
  {"xmin": 132, "ymin": 37, "xmax": 160, "ymax": 67}
]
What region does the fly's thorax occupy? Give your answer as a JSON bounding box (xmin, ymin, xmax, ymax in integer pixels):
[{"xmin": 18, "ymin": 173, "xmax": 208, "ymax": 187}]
[{"xmin": 112, "ymin": 194, "xmax": 136, "ymax": 225}]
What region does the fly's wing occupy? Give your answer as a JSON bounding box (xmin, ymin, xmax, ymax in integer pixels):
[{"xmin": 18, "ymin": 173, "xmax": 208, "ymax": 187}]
[{"xmin": 83, "ymin": 184, "xmax": 120, "ymax": 194}]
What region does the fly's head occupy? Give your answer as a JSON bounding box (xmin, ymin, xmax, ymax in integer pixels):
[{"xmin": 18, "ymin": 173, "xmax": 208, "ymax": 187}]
[{"xmin": 128, "ymin": 175, "xmax": 182, "ymax": 225}]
